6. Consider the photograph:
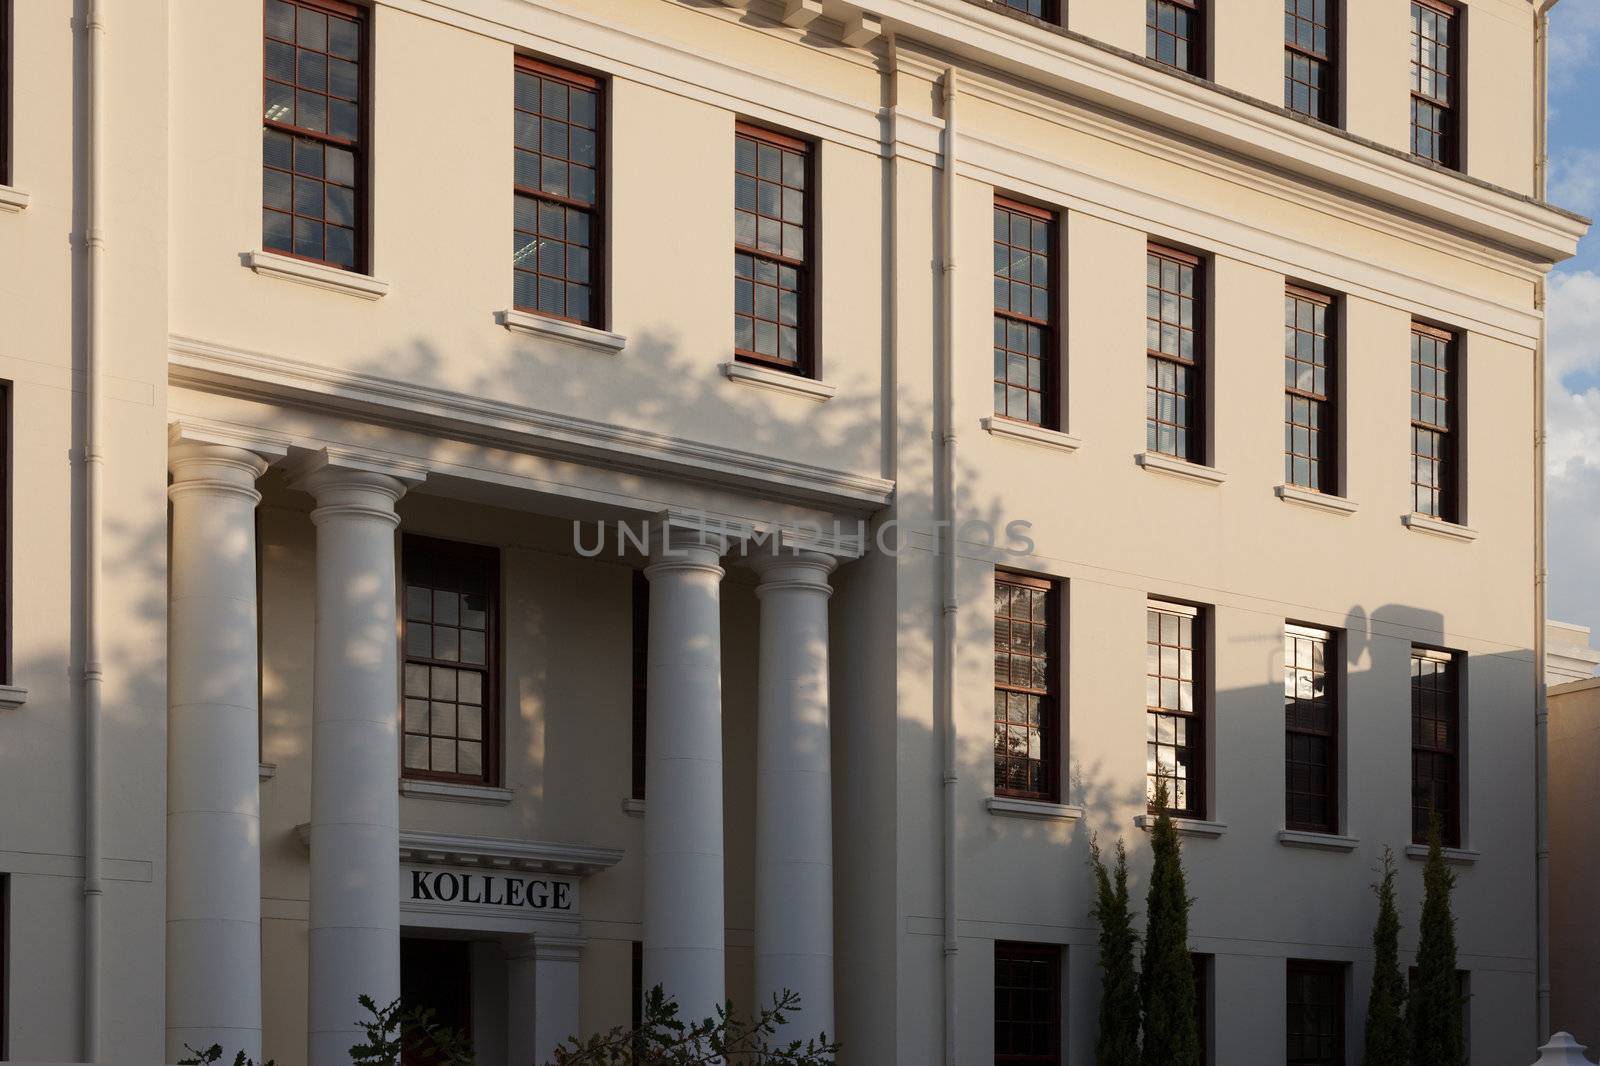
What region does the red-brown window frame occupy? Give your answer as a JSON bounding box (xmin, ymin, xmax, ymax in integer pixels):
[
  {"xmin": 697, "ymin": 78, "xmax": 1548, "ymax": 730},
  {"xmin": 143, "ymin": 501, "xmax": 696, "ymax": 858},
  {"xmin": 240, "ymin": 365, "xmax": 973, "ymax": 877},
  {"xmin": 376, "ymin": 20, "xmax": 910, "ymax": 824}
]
[
  {"xmin": 1146, "ymin": 242, "xmax": 1206, "ymax": 464},
  {"xmin": 1148, "ymin": 0, "xmax": 1205, "ymax": 77},
  {"xmin": 1147, "ymin": 599, "xmax": 1205, "ymax": 819},
  {"xmin": 262, "ymin": 0, "xmax": 369, "ymax": 273},
  {"xmin": 0, "ymin": 383, "xmax": 9, "ymax": 687},
  {"xmin": 993, "ymin": 196, "xmax": 1061, "ymax": 431},
  {"xmin": 734, "ymin": 121, "xmax": 816, "ymax": 378},
  {"xmin": 400, "ymin": 535, "xmax": 501, "ymax": 787},
  {"xmin": 1410, "ymin": 320, "xmax": 1459, "ymax": 522},
  {"xmin": 631, "ymin": 569, "xmax": 648, "ymax": 801},
  {"xmin": 513, "ymin": 55, "xmax": 606, "ymax": 329},
  {"xmin": 1285, "ymin": 284, "xmax": 1338, "ymax": 494},
  {"xmin": 1411, "ymin": 645, "xmax": 1462, "ymax": 847},
  {"xmin": 1284, "ymin": 623, "xmax": 1339, "ymax": 834},
  {"xmin": 1286, "ymin": 959, "xmax": 1346, "ymax": 1066},
  {"xmin": 1, "ymin": 0, "xmax": 11, "ymax": 187},
  {"xmin": 1409, "ymin": 0, "xmax": 1459, "ymax": 169},
  {"xmin": 1284, "ymin": 0, "xmax": 1338, "ymax": 124},
  {"xmin": 994, "ymin": 940, "xmax": 1062, "ymax": 1066},
  {"xmin": 994, "ymin": 572, "xmax": 1062, "ymax": 804}
]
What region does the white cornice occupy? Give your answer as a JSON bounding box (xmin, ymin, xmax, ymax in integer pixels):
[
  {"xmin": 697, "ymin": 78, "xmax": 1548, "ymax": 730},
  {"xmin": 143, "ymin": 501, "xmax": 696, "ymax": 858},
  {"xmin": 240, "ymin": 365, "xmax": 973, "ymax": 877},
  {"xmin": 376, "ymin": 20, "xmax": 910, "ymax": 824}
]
[
  {"xmin": 168, "ymin": 334, "xmax": 895, "ymax": 514},
  {"xmin": 293, "ymin": 823, "xmax": 624, "ymax": 875}
]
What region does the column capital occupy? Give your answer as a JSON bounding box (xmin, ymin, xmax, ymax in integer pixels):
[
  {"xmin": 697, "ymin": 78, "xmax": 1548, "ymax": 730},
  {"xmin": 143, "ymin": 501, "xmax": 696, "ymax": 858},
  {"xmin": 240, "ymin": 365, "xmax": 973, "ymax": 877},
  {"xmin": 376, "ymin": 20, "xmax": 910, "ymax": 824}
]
[
  {"xmin": 286, "ymin": 447, "xmax": 428, "ymax": 527},
  {"xmin": 750, "ymin": 548, "xmax": 837, "ymax": 598},
  {"xmin": 168, "ymin": 421, "xmax": 286, "ymax": 504},
  {"xmin": 169, "ymin": 418, "xmax": 292, "ymax": 463},
  {"xmin": 502, "ymin": 931, "xmax": 585, "ymax": 963},
  {"xmin": 644, "ymin": 512, "xmax": 734, "ymax": 577}
]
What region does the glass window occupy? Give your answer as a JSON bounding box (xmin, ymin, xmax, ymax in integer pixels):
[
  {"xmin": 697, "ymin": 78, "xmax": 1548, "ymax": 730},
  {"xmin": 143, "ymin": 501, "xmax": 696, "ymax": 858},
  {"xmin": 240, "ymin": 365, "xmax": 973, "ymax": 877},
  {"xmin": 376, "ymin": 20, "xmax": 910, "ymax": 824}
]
[
  {"xmin": 1285, "ymin": 288, "xmax": 1337, "ymax": 493},
  {"xmin": 513, "ymin": 58, "xmax": 603, "ymax": 326},
  {"xmin": 1287, "ymin": 961, "xmax": 1345, "ymax": 1066},
  {"xmin": 1146, "ymin": 245, "xmax": 1203, "ymax": 462},
  {"xmin": 262, "ymin": 0, "xmax": 364, "ymax": 271},
  {"xmin": 995, "ymin": 942, "xmax": 1061, "ymax": 1066},
  {"xmin": 632, "ymin": 570, "xmax": 648, "ymax": 801},
  {"xmin": 998, "ymin": 0, "xmax": 1056, "ymax": 20},
  {"xmin": 994, "ymin": 574, "xmax": 1060, "ymax": 802},
  {"xmin": 402, "ymin": 536, "xmax": 499, "ymax": 785},
  {"xmin": 993, "ymin": 199, "xmax": 1057, "ymax": 428},
  {"xmin": 1410, "ymin": 1, "xmax": 1458, "ymax": 166},
  {"xmin": 1411, "ymin": 647, "xmax": 1461, "ymax": 846},
  {"xmin": 1284, "ymin": 0, "xmax": 1336, "ymax": 123},
  {"xmin": 1285, "ymin": 625, "xmax": 1338, "ymax": 833},
  {"xmin": 1410, "ymin": 323, "xmax": 1458, "ymax": 521},
  {"xmin": 734, "ymin": 124, "xmax": 812, "ymax": 375},
  {"xmin": 1148, "ymin": 0, "xmax": 1204, "ymax": 75},
  {"xmin": 1147, "ymin": 601, "xmax": 1202, "ymax": 816}
]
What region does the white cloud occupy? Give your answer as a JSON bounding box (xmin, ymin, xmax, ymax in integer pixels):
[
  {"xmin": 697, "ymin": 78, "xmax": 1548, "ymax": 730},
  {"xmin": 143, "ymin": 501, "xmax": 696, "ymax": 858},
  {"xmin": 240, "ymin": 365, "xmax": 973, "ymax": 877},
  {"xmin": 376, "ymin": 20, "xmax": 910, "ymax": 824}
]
[
  {"xmin": 1549, "ymin": 149, "xmax": 1600, "ymax": 216},
  {"xmin": 1545, "ymin": 270, "xmax": 1600, "ymax": 642},
  {"xmin": 1550, "ymin": 0, "xmax": 1600, "ymax": 96}
]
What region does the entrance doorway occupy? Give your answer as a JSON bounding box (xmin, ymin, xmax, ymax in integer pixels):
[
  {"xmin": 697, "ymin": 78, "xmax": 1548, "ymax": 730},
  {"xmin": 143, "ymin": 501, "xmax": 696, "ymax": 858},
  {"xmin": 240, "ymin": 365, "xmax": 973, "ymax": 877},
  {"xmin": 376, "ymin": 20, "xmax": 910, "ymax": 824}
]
[{"xmin": 401, "ymin": 937, "xmax": 474, "ymax": 1065}]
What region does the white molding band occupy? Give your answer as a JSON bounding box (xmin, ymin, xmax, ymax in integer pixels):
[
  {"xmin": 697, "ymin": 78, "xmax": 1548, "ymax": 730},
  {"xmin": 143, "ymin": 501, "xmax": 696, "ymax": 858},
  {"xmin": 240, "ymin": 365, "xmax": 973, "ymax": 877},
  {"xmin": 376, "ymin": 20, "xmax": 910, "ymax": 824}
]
[
  {"xmin": 1403, "ymin": 843, "xmax": 1481, "ymax": 865},
  {"xmin": 620, "ymin": 797, "xmax": 646, "ymax": 818},
  {"xmin": 720, "ymin": 361, "xmax": 837, "ymax": 401},
  {"xmin": 400, "ymin": 779, "xmax": 516, "ymax": 806},
  {"xmin": 1136, "ymin": 452, "xmax": 1228, "ymax": 486},
  {"xmin": 1276, "ymin": 829, "xmax": 1361, "ymax": 852},
  {"xmin": 986, "ymin": 797, "xmax": 1085, "ymax": 821},
  {"xmin": 1276, "ymin": 484, "xmax": 1358, "ymax": 515},
  {"xmin": 0, "ymin": 184, "xmax": 31, "ymax": 213},
  {"xmin": 979, "ymin": 416, "xmax": 1082, "ymax": 453},
  {"xmin": 258, "ymin": 762, "xmax": 277, "ymax": 781},
  {"xmin": 495, "ymin": 309, "xmax": 626, "ymax": 355},
  {"xmin": 293, "ymin": 824, "xmax": 625, "ymax": 875},
  {"xmin": 1133, "ymin": 814, "xmax": 1229, "ymax": 837},
  {"xmin": 244, "ymin": 250, "xmax": 390, "ymax": 300},
  {"xmin": 0, "ymin": 685, "xmax": 28, "ymax": 710},
  {"xmin": 1402, "ymin": 513, "xmax": 1479, "ymax": 542}
]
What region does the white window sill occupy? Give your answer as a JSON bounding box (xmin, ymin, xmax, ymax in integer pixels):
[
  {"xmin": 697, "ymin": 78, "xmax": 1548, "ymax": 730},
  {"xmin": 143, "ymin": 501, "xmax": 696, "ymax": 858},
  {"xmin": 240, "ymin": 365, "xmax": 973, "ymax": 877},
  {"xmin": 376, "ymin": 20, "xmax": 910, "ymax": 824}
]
[
  {"xmin": 1404, "ymin": 843, "xmax": 1480, "ymax": 865},
  {"xmin": 258, "ymin": 762, "xmax": 277, "ymax": 781},
  {"xmin": 979, "ymin": 416, "xmax": 1082, "ymax": 453},
  {"xmin": 245, "ymin": 249, "xmax": 389, "ymax": 300},
  {"xmin": 0, "ymin": 185, "xmax": 30, "ymax": 213},
  {"xmin": 495, "ymin": 309, "xmax": 626, "ymax": 355},
  {"xmin": 986, "ymin": 796, "xmax": 1086, "ymax": 820},
  {"xmin": 720, "ymin": 361, "xmax": 836, "ymax": 401},
  {"xmin": 1277, "ymin": 829, "xmax": 1360, "ymax": 852},
  {"xmin": 1276, "ymin": 484, "xmax": 1358, "ymax": 516},
  {"xmin": 1133, "ymin": 813, "xmax": 1228, "ymax": 837},
  {"xmin": 1136, "ymin": 452, "xmax": 1227, "ymax": 485},
  {"xmin": 621, "ymin": 797, "xmax": 646, "ymax": 818},
  {"xmin": 0, "ymin": 684, "xmax": 27, "ymax": 710},
  {"xmin": 399, "ymin": 779, "xmax": 515, "ymax": 805},
  {"xmin": 1402, "ymin": 514, "xmax": 1478, "ymax": 542}
]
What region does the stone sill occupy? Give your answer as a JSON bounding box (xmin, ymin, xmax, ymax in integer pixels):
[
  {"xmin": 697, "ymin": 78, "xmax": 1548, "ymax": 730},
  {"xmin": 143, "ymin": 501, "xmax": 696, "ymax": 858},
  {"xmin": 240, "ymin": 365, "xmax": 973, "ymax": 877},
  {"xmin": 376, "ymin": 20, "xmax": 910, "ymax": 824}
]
[
  {"xmin": 621, "ymin": 797, "xmax": 646, "ymax": 818},
  {"xmin": 0, "ymin": 185, "xmax": 30, "ymax": 213},
  {"xmin": 245, "ymin": 249, "xmax": 389, "ymax": 300},
  {"xmin": 1402, "ymin": 514, "xmax": 1478, "ymax": 542},
  {"xmin": 0, "ymin": 684, "xmax": 27, "ymax": 710},
  {"xmin": 495, "ymin": 309, "xmax": 626, "ymax": 354},
  {"xmin": 1136, "ymin": 452, "xmax": 1227, "ymax": 485},
  {"xmin": 1276, "ymin": 484, "xmax": 1358, "ymax": 516},
  {"xmin": 1404, "ymin": 843, "xmax": 1480, "ymax": 865},
  {"xmin": 399, "ymin": 779, "xmax": 515, "ymax": 805},
  {"xmin": 1277, "ymin": 829, "xmax": 1360, "ymax": 852},
  {"xmin": 987, "ymin": 796, "xmax": 1085, "ymax": 820},
  {"xmin": 721, "ymin": 361, "xmax": 836, "ymax": 401},
  {"xmin": 979, "ymin": 416, "xmax": 1083, "ymax": 453},
  {"xmin": 1133, "ymin": 814, "xmax": 1228, "ymax": 837}
]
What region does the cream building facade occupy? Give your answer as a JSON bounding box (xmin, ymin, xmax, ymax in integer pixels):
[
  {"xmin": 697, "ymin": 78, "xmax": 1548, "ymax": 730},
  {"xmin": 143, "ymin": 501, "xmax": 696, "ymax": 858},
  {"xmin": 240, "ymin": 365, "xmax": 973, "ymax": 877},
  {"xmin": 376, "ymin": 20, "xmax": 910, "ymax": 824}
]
[{"xmin": 0, "ymin": 0, "xmax": 1588, "ymax": 1064}]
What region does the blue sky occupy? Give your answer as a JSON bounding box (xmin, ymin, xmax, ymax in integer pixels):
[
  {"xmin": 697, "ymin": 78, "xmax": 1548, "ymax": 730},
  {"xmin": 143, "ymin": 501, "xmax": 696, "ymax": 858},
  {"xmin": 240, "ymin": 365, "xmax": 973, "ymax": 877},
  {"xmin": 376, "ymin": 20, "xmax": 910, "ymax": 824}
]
[{"xmin": 1545, "ymin": 0, "xmax": 1600, "ymax": 649}]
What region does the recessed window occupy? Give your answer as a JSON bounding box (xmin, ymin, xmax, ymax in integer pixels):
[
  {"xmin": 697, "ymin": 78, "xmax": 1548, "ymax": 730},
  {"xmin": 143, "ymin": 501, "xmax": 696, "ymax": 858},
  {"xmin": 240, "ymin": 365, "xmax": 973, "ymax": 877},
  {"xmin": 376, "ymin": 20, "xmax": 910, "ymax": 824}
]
[
  {"xmin": 998, "ymin": 0, "xmax": 1056, "ymax": 20},
  {"xmin": 995, "ymin": 941, "xmax": 1061, "ymax": 1066},
  {"xmin": 1, "ymin": 0, "xmax": 11, "ymax": 187},
  {"xmin": 1146, "ymin": 245, "xmax": 1204, "ymax": 463},
  {"xmin": 1147, "ymin": 600, "xmax": 1203, "ymax": 817},
  {"xmin": 1, "ymin": 874, "xmax": 8, "ymax": 1060},
  {"xmin": 1286, "ymin": 960, "xmax": 1345, "ymax": 1066},
  {"xmin": 513, "ymin": 58, "xmax": 603, "ymax": 326},
  {"xmin": 994, "ymin": 573, "xmax": 1060, "ymax": 803},
  {"xmin": 734, "ymin": 124, "xmax": 812, "ymax": 376},
  {"xmin": 1410, "ymin": 323, "xmax": 1458, "ymax": 521},
  {"xmin": 1285, "ymin": 288, "xmax": 1337, "ymax": 493},
  {"xmin": 1284, "ymin": 0, "xmax": 1336, "ymax": 123},
  {"xmin": 631, "ymin": 570, "xmax": 648, "ymax": 801},
  {"xmin": 262, "ymin": 0, "xmax": 365, "ymax": 271},
  {"xmin": 1193, "ymin": 953, "xmax": 1213, "ymax": 1066},
  {"xmin": 993, "ymin": 198, "xmax": 1058, "ymax": 428},
  {"xmin": 402, "ymin": 536, "xmax": 499, "ymax": 785},
  {"xmin": 1411, "ymin": 646, "xmax": 1461, "ymax": 847},
  {"xmin": 1285, "ymin": 625, "xmax": 1338, "ymax": 834},
  {"xmin": 1410, "ymin": 1, "xmax": 1458, "ymax": 167},
  {"xmin": 0, "ymin": 383, "xmax": 9, "ymax": 687},
  {"xmin": 1147, "ymin": 0, "xmax": 1204, "ymax": 75}
]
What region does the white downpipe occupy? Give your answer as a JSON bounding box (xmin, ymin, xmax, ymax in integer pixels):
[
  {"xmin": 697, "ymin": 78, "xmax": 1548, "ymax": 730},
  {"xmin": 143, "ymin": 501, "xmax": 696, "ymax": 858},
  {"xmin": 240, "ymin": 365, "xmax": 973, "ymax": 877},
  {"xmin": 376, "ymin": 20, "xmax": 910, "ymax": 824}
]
[
  {"xmin": 81, "ymin": 0, "xmax": 107, "ymax": 1059},
  {"xmin": 937, "ymin": 66, "xmax": 960, "ymax": 1066}
]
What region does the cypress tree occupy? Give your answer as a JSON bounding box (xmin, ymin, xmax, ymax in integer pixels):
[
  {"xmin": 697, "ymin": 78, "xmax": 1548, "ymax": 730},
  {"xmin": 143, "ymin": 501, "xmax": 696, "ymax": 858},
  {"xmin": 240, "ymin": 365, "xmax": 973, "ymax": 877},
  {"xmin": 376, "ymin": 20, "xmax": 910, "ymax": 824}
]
[
  {"xmin": 1361, "ymin": 848, "xmax": 1407, "ymax": 1066},
  {"xmin": 1090, "ymin": 833, "xmax": 1142, "ymax": 1066},
  {"xmin": 1407, "ymin": 815, "xmax": 1465, "ymax": 1066},
  {"xmin": 1139, "ymin": 782, "xmax": 1199, "ymax": 1066}
]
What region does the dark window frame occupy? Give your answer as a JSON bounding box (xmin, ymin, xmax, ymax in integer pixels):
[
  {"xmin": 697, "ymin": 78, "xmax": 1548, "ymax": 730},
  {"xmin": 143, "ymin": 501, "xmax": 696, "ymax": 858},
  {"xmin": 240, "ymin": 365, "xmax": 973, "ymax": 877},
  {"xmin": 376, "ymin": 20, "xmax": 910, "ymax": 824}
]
[
  {"xmin": 993, "ymin": 196, "xmax": 1061, "ymax": 430},
  {"xmin": 734, "ymin": 122, "xmax": 816, "ymax": 378},
  {"xmin": 1192, "ymin": 953, "xmax": 1213, "ymax": 1066},
  {"xmin": 994, "ymin": 940, "xmax": 1062, "ymax": 1066},
  {"xmin": 400, "ymin": 535, "xmax": 502, "ymax": 787},
  {"xmin": 1411, "ymin": 645, "xmax": 1462, "ymax": 847},
  {"xmin": 513, "ymin": 55, "xmax": 606, "ymax": 329},
  {"xmin": 1147, "ymin": 599, "xmax": 1205, "ymax": 819},
  {"xmin": 1, "ymin": 873, "xmax": 7, "ymax": 1060},
  {"xmin": 993, "ymin": 572, "xmax": 1062, "ymax": 804},
  {"xmin": 1410, "ymin": 0, "xmax": 1459, "ymax": 169},
  {"xmin": 631, "ymin": 569, "xmax": 648, "ymax": 801},
  {"xmin": 1285, "ymin": 623, "xmax": 1339, "ymax": 834},
  {"xmin": 1146, "ymin": 242, "xmax": 1206, "ymax": 464},
  {"xmin": 0, "ymin": 382, "xmax": 9, "ymax": 687},
  {"xmin": 1284, "ymin": 0, "xmax": 1338, "ymax": 124},
  {"xmin": 997, "ymin": 0, "xmax": 1060, "ymax": 24},
  {"xmin": 1286, "ymin": 959, "xmax": 1346, "ymax": 1066},
  {"xmin": 1, "ymin": 0, "xmax": 11, "ymax": 187},
  {"xmin": 1147, "ymin": 0, "xmax": 1205, "ymax": 77},
  {"xmin": 1410, "ymin": 321, "xmax": 1459, "ymax": 522},
  {"xmin": 1285, "ymin": 285, "xmax": 1338, "ymax": 494}
]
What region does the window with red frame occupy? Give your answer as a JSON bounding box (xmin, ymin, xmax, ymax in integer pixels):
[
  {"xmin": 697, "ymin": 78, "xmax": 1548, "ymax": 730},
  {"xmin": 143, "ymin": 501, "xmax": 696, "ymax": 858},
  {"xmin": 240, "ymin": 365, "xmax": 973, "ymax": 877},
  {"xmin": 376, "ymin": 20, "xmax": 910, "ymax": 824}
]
[
  {"xmin": 1285, "ymin": 287, "xmax": 1337, "ymax": 493},
  {"xmin": 734, "ymin": 124, "xmax": 812, "ymax": 375},
  {"xmin": 993, "ymin": 198, "xmax": 1058, "ymax": 428},
  {"xmin": 1284, "ymin": 0, "xmax": 1336, "ymax": 123},
  {"xmin": 1287, "ymin": 960, "xmax": 1345, "ymax": 1066},
  {"xmin": 1148, "ymin": 0, "xmax": 1204, "ymax": 75},
  {"xmin": 995, "ymin": 941, "xmax": 1061, "ymax": 1066},
  {"xmin": 402, "ymin": 537, "xmax": 499, "ymax": 785},
  {"xmin": 994, "ymin": 573, "xmax": 1060, "ymax": 803},
  {"xmin": 262, "ymin": 0, "xmax": 365, "ymax": 271},
  {"xmin": 1411, "ymin": 646, "xmax": 1461, "ymax": 847},
  {"xmin": 1146, "ymin": 244, "xmax": 1204, "ymax": 462},
  {"xmin": 1410, "ymin": 1, "xmax": 1458, "ymax": 167},
  {"xmin": 1410, "ymin": 322, "xmax": 1458, "ymax": 522},
  {"xmin": 1147, "ymin": 600, "xmax": 1203, "ymax": 817},
  {"xmin": 1285, "ymin": 624, "xmax": 1338, "ymax": 834},
  {"xmin": 514, "ymin": 58, "xmax": 602, "ymax": 326}
]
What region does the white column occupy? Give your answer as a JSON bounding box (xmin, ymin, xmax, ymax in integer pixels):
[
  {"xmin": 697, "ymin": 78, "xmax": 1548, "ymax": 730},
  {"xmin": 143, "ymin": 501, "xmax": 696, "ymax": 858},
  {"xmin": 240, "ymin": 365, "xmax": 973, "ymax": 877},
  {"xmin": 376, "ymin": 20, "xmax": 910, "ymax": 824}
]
[
  {"xmin": 642, "ymin": 524, "xmax": 729, "ymax": 1019},
  {"xmin": 750, "ymin": 549, "xmax": 837, "ymax": 1039},
  {"xmin": 166, "ymin": 438, "xmax": 279, "ymax": 1063},
  {"xmin": 290, "ymin": 451, "xmax": 422, "ymax": 1066},
  {"xmin": 507, "ymin": 934, "xmax": 584, "ymax": 1066}
]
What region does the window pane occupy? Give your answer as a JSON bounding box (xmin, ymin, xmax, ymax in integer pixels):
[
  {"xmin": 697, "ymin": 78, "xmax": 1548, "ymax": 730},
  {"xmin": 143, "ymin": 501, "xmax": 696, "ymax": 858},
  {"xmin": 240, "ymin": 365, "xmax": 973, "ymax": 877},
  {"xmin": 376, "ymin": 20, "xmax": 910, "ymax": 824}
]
[
  {"xmin": 992, "ymin": 201, "xmax": 1056, "ymax": 427},
  {"xmin": 994, "ymin": 576, "xmax": 1059, "ymax": 802},
  {"xmin": 734, "ymin": 128, "xmax": 811, "ymax": 372}
]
